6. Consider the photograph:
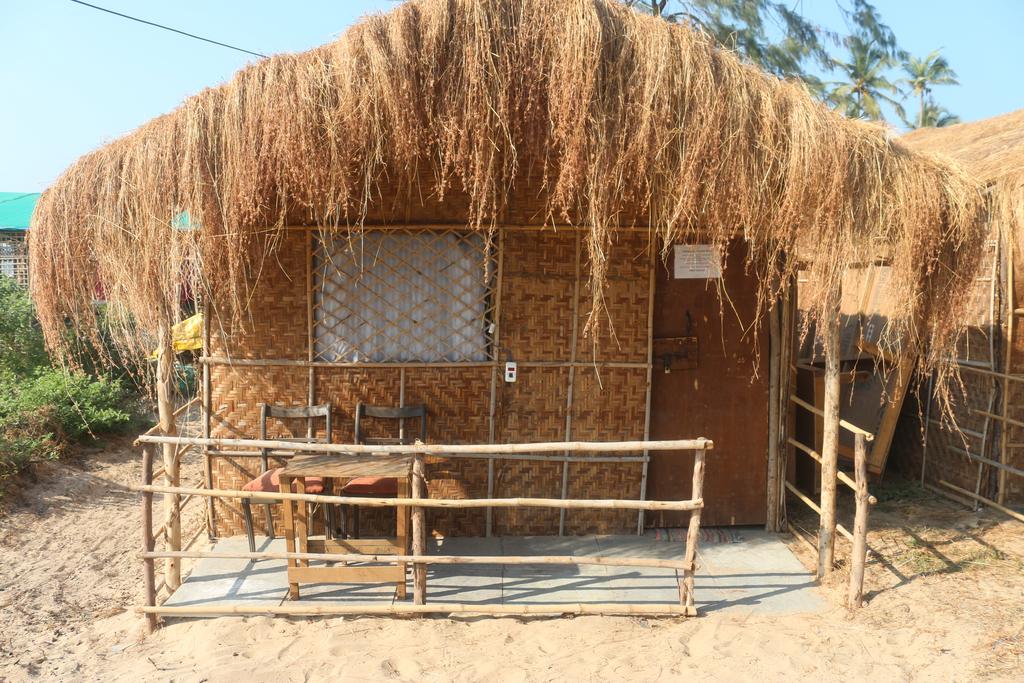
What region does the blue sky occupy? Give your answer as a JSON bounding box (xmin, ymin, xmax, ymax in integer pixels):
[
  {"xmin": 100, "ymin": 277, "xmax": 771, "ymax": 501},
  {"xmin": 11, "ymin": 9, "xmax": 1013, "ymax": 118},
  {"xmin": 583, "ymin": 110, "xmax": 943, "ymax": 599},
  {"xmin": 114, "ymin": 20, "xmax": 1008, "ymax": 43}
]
[{"xmin": 2, "ymin": 0, "xmax": 1022, "ymax": 192}]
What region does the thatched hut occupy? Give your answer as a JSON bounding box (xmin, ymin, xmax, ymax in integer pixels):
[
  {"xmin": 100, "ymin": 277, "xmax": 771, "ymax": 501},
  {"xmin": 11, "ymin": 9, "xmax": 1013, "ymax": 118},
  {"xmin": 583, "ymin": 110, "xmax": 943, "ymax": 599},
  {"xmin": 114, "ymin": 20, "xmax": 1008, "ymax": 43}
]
[
  {"xmin": 900, "ymin": 109, "xmax": 1024, "ymax": 510},
  {"xmin": 29, "ymin": 0, "xmax": 988, "ymax": 546}
]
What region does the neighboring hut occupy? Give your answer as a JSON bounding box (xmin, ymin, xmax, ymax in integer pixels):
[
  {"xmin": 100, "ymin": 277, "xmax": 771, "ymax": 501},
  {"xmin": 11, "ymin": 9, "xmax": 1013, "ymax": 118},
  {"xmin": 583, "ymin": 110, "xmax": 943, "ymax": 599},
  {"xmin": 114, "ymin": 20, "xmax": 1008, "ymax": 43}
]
[
  {"xmin": 900, "ymin": 110, "xmax": 1024, "ymax": 512},
  {"xmin": 0, "ymin": 192, "xmax": 39, "ymax": 286},
  {"xmin": 27, "ymin": 0, "xmax": 987, "ymax": 549}
]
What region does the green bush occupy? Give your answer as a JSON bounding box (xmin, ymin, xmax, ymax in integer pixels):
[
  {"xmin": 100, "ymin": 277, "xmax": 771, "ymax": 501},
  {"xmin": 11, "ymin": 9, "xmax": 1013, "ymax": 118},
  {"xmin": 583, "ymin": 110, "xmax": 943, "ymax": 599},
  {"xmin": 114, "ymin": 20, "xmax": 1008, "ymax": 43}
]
[
  {"xmin": 0, "ymin": 368, "xmax": 135, "ymax": 481},
  {"xmin": 0, "ymin": 279, "xmax": 139, "ymax": 490},
  {"xmin": 0, "ymin": 276, "xmax": 48, "ymax": 375}
]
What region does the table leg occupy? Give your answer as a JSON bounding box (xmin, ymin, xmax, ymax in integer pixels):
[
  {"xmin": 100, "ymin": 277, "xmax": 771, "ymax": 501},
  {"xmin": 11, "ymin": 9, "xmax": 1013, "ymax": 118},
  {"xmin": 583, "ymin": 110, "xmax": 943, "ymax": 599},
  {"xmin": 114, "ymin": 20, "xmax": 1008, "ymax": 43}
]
[
  {"xmin": 279, "ymin": 474, "xmax": 299, "ymax": 599},
  {"xmin": 395, "ymin": 478, "xmax": 409, "ymax": 600}
]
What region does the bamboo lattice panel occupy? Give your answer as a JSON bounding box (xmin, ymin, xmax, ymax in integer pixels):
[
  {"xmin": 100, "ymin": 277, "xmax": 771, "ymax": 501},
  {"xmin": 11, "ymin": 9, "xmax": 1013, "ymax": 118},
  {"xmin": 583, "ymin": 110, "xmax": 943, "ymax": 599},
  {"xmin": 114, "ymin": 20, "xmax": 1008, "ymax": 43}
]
[
  {"xmin": 565, "ymin": 367, "xmax": 647, "ymax": 533},
  {"xmin": 209, "ymin": 235, "xmax": 308, "ymax": 360},
  {"xmin": 313, "ymin": 229, "xmax": 497, "ymax": 363},
  {"xmin": 209, "ymin": 365, "xmax": 310, "ymax": 439},
  {"xmin": 208, "ymin": 364, "xmax": 314, "ymax": 536},
  {"xmin": 923, "ymin": 372, "xmax": 993, "ymax": 494},
  {"xmin": 315, "ymin": 368, "xmax": 403, "ymax": 443},
  {"xmin": 404, "ymin": 367, "xmax": 492, "ymax": 535},
  {"xmin": 500, "ymin": 230, "xmax": 577, "ymax": 361},
  {"xmin": 492, "ymin": 366, "xmax": 569, "ymax": 534},
  {"xmin": 577, "ymin": 231, "xmax": 651, "ymax": 363}
]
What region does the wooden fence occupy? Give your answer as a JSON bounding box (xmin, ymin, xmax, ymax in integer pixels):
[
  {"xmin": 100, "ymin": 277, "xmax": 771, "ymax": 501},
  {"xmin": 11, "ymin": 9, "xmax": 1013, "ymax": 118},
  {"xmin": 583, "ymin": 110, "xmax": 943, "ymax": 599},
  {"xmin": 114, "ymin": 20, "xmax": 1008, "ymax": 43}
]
[
  {"xmin": 788, "ymin": 394, "xmax": 874, "ymax": 609},
  {"xmin": 133, "ymin": 435, "xmax": 712, "ymax": 631}
]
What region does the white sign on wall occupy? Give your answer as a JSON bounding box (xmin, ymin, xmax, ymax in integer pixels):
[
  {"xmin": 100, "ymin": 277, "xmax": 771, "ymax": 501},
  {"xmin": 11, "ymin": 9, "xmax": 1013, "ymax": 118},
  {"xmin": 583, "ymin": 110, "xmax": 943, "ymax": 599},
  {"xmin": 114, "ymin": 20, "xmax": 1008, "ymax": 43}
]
[{"xmin": 673, "ymin": 244, "xmax": 722, "ymax": 279}]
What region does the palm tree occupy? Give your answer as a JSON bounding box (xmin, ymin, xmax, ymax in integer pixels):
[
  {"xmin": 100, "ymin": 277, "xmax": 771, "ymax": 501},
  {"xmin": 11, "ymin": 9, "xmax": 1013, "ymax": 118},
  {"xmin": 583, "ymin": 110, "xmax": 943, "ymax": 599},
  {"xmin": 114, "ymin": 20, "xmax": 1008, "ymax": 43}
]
[
  {"xmin": 828, "ymin": 37, "xmax": 904, "ymax": 122},
  {"xmin": 903, "ymin": 100, "xmax": 961, "ymax": 129},
  {"xmin": 901, "ymin": 50, "xmax": 959, "ymax": 128}
]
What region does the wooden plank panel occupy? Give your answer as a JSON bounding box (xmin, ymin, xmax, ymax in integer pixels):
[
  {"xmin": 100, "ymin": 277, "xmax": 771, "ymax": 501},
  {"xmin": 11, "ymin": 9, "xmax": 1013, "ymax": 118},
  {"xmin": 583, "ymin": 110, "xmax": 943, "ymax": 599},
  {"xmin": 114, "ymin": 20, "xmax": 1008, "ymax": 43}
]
[{"xmin": 648, "ymin": 239, "xmax": 768, "ymax": 527}]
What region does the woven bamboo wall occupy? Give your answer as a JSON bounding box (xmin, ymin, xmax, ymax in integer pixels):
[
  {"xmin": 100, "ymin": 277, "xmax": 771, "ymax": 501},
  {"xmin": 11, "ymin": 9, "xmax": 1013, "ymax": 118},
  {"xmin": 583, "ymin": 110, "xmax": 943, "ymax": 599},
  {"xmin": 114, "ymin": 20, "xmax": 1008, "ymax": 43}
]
[{"xmin": 206, "ymin": 224, "xmax": 655, "ymax": 537}]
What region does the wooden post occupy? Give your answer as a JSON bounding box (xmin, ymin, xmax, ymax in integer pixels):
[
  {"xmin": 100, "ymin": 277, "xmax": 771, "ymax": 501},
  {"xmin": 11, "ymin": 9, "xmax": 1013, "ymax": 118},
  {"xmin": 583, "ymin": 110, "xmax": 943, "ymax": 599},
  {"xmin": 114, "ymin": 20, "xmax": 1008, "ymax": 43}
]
[
  {"xmin": 156, "ymin": 318, "xmax": 181, "ymax": 590},
  {"xmin": 679, "ymin": 448, "xmax": 706, "ymax": 610},
  {"xmin": 766, "ymin": 294, "xmax": 782, "ymax": 532},
  {"xmin": 998, "ymin": 234, "xmax": 1014, "ymax": 505},
  {"xmin": 560, "ymin": 231, "xmax": 582, "ymax": 536},
  {"xmin": 201, "ymin": 301, "xmax": 215, "ymax": 539},
  {"xmin": 412, "ymin": 451, "xmax": 427, "ymax": 605},
  {"xmin": 818, "ymin": 289, "xmax": 841, "ymax": 578},
  {"xmin": 777, "ymin": 276, "xmax": 796, "ymax": 530},
  {"xmin": 140, "ymin": 443, "xmax": 159, "ymax": 633},
  {"xmin": 848, "ymin": 433, "xmax": 870, "ymax": 609}
]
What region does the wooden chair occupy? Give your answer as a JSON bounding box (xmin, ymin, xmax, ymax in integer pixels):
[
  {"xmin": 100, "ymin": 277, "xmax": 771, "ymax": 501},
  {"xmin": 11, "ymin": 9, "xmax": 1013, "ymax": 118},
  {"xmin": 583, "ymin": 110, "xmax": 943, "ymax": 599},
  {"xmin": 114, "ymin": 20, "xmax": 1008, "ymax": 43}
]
[
  {"xmin": 240, "ymin": 403, "xmax": 333, "ymax": 553},
  {"xmin": 343, "ymin": 402, "xmax": 427, "ymax": 538}
]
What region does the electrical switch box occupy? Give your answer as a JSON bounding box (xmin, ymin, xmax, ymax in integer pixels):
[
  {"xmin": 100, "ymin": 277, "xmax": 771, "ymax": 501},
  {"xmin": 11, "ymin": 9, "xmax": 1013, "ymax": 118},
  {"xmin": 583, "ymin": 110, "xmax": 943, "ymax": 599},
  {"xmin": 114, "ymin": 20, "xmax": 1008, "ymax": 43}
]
[{"xmin": 504, "ymin": 361, "xmax": 518, "ymax": 383}]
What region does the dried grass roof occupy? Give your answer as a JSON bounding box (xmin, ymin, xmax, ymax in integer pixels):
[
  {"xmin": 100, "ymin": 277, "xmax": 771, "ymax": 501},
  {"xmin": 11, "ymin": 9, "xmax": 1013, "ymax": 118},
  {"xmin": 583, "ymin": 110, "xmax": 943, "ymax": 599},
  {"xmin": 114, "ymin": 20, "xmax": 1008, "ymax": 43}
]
[
  {"xmin": 902, "ymin": 108, "xmax": 1024, "ymax": 185},
  {"xmin": 903, "ymin": 111, "xmax": 1023, "ymax": 290},
  {"xmin": 30, "ymin": 0, "xmax": 988, "ymax": 396}
]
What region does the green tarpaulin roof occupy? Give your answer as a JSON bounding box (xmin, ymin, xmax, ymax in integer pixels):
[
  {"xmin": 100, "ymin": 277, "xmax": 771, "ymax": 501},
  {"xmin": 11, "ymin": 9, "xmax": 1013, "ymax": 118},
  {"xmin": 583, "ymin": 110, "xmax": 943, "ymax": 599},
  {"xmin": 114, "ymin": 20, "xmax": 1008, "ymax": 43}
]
[{"xmin": 0, "ymin": 192, "xmax": 41, "ymax": 232}]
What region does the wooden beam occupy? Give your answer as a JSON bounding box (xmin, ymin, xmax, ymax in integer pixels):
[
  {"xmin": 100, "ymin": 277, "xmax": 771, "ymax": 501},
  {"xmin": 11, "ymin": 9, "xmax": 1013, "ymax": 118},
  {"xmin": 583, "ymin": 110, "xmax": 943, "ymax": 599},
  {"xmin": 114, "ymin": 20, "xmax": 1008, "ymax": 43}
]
[
  {"xmin": 201, "ymin": 448, "xmax": 647, "ymax": 464},
  {"xmin": 140, "ymin": 550, "xmax": 694, "ymax": 570},
  {"xmin": 197, "ymin": 356, "xmax": 649, "ymax": 370},
  {"xmin": 156, "ymin": 318, "xmax": 181, "ymax": 591},
  {"xmin": 132, "ymin": 484, "xmax": 705, "ymax": 511},
  {"xmin": 818, "ymin": 292, "xmax": 841, "ymax": 578},
  {"xmin": 848, "ymin": 433, "xmax": 870, "ymax": 609},
  {"xmin": 999, "ymin": 233, "xmax": 1014, "ymax": 505},
  {"xmin": 789, "ymin": 395, "xmax": 874, "ymax": 440},
  {"xmin": 767, "ymin": 291, "xmax": 782, "ymax": 532},
  {"xmin": 140, "ymin": 444, "xmax": 158, "ymax": 633},
  {"xmin": 783, "ymin": 481, "xmax": 856, "ymax": 543},
  {"xmin": 788, "ymin": 438, "xmax": 877, "ymax": 504},
  {"xmin": 136, "ymin": 434, "xmax": 713, "ymax": 455},
  {"xmin": 141, "ymin": 603, "xmax": 696, "ymax": 618},
  {"xmin": 680, "ymin": 449, "xmax": 706, "ymax": 610},
  {"xmin": 288, "ymin": 565, "xmax": 405, "ymax": 584},
  {"xmin": 938, "ymin": 480, "xmax": 1024, "ymax": 524},
  {"xmin": 412, "ymin": 452, "xmax": 426, "ymax": 605}
]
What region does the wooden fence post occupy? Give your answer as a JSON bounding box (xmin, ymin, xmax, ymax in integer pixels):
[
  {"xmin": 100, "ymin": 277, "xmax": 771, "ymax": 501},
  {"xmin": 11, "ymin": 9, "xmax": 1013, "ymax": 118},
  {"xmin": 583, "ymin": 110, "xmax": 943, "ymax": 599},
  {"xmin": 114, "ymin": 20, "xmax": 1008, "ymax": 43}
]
[
  {"xmin": 680, "ymin": 448, "xmax": 706, "ymax": 612},
  {"xmin": 156, "ymin": 319, "xmax": 181, "ymax": 590},
  {"xmin": 412, "ymin": 451, "xmax": 427, "ymax": 605},
  {"xmin": 818, "ymin": 289, "xmax": 841, "ymax": 578},
  {"xmin": 848, "ymin": 433, "xmax": 870, "ymax": 608},
  {"xmin": 767, "ymin": 297, "xmax": 781, "ymax": 532},
  {"xmin": 141, "ymin": 443, "xmax": 159, "ymax": 633}
]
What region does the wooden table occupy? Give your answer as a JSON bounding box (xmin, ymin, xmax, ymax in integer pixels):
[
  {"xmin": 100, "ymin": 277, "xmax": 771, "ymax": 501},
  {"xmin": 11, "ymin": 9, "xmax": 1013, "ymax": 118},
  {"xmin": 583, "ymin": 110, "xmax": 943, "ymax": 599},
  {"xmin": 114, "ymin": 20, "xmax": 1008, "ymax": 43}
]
[{"xmin": 278, "ymin": 452, "xmax": 412, "ymax": 600}]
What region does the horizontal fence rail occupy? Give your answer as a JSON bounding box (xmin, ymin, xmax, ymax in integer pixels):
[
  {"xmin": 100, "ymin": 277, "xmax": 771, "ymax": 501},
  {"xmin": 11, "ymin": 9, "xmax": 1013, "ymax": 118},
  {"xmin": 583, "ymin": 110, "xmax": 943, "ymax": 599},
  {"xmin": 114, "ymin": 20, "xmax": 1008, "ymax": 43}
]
[
  {"xmin": 136, "ymin": 434, "xmax": 713, "ymax": 454},
  {"xmin": 789, "ymin": 395, "xmax": 875, "ymax": 440},
  {"xmin": 140, "ymin": 550, "xmax": 694, "ymax": 570},
  {"xmin": 137, "ymin": 437, "xmax": 712, "ymax": 629},
  {"xmin": 141, "ymin": 603, "xmax": 692, "ymax": 618},
  {"xmin": 132, "ymin": 484, "xmax": 703, "ymax": 511}
]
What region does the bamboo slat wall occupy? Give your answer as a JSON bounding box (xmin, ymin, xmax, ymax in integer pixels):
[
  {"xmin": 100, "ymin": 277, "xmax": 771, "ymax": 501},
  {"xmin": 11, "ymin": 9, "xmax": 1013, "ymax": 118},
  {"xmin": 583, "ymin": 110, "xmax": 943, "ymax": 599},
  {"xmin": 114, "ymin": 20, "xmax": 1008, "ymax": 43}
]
[
  {"xmin": 204, "ymin": 226, "xmax": 653, "ymax": 537},
  {"xmin": 0, "ymin": 233, "xmax": 29, "ymax": 287}
]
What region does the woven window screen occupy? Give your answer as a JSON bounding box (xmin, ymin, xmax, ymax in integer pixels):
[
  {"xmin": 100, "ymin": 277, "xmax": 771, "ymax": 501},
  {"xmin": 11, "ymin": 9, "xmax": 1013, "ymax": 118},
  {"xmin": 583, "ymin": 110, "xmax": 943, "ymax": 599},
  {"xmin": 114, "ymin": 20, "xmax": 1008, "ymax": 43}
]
[{"xmin": 314, "ymin": 230, "xmax": 497, "ymax": 363}]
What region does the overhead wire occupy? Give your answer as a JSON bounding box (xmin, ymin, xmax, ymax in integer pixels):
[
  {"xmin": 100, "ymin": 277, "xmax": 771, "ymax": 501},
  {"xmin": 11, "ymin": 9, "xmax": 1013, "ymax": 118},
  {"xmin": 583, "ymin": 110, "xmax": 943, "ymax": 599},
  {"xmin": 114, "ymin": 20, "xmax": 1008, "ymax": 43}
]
[{"xmin": 68, "ymin": 0, "xmax": 267, "ymax": 59}]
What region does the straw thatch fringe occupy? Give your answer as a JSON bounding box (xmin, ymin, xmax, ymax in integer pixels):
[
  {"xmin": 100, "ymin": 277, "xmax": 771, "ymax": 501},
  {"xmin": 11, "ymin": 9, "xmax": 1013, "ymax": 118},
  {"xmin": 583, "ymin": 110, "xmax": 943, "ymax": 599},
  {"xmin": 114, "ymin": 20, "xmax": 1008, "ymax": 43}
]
[{"xmin": 29, "ymin": 0, "xmax": 987, "ymax": 406}]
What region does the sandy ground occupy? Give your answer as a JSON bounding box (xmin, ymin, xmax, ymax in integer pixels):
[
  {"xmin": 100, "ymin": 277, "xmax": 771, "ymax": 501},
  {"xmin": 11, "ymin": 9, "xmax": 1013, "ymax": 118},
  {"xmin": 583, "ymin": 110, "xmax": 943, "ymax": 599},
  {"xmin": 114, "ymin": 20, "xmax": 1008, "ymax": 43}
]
[{"xmin": 1, "ymin": 443, "xmax": 1022, "ymax": 682}]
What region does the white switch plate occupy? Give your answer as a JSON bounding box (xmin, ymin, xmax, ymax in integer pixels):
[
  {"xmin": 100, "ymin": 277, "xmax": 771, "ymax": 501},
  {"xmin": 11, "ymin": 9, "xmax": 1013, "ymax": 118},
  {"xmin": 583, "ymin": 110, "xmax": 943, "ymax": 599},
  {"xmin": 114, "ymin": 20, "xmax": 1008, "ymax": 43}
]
[{"xmin": 504, "ymin": 361, "xmax": 517, "ymax": 383}]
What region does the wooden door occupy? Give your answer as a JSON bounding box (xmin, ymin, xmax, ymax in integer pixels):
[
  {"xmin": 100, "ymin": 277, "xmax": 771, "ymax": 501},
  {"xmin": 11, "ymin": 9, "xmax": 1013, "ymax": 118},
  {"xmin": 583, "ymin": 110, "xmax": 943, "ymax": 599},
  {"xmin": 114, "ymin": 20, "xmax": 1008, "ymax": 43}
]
[{"xmin": 647, "ymin": 239, "xmax": 768, "ymax": 527}]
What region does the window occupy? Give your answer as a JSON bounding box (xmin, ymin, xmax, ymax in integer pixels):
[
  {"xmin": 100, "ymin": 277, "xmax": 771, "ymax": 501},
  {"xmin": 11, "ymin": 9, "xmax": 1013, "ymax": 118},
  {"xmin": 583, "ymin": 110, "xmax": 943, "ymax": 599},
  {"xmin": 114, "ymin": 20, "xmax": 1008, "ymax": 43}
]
[{"xmin": 314, "ymin": 230, "xmax": 496, "ymax": 363}]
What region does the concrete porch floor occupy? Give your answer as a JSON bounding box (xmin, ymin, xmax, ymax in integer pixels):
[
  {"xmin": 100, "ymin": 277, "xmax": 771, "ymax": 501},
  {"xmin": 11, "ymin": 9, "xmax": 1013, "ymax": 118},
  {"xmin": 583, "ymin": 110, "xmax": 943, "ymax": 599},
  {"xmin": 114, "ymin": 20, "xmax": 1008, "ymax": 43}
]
[{"xmin": 163, "ymin": 529, "xmax": 824, "ymax": 616}]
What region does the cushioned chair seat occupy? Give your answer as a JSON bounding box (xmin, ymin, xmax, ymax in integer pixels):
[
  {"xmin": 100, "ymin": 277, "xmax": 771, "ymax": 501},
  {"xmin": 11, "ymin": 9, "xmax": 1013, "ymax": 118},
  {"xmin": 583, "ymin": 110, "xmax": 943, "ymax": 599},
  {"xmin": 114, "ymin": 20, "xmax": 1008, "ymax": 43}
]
[
  {"xmin": 242, "ymin": 467, "xmax": 324, "ymax": 494},
  {"xmin": 343, "ymin": 476, "xmax": 398, "ymax": 496}
]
